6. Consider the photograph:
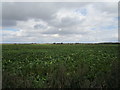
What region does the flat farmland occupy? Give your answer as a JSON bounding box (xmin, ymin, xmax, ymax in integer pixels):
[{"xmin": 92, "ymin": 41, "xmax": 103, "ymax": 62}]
[{"xmin": 2, "ymin": 44, "xmax": 119, "ymax": 88}]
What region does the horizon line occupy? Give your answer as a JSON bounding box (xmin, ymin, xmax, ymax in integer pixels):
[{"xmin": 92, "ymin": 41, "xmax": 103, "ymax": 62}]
[{"xmin": 0, "ymin": 41, "xmax": 119, "ymax": 44}]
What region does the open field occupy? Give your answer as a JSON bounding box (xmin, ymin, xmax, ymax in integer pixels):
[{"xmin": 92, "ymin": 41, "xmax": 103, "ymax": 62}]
[{"xmin": 2, "ymin": 44, "xmax": 120, "ymax": 88}]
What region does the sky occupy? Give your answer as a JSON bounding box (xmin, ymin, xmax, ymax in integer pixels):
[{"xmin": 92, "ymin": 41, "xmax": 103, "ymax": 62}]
[{"xmin": 1, "ymin": 2, "xmax": 118, "ymax": 43}]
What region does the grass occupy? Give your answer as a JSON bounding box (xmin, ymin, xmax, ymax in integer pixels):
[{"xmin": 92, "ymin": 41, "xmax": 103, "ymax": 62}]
[{"xmin": 2, "ymin": 44, "xmax": 119, "ymax": 88}]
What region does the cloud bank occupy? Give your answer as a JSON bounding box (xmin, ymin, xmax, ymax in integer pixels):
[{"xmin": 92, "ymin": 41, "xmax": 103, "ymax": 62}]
[{"xmin": 2, "ymin": 2, "xmax": 118, "ymax": 43}]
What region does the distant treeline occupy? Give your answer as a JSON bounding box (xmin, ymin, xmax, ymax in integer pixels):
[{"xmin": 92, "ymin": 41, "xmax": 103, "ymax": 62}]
[
  {"xmin": 5, "ymin": 42, "xmax": 120, "ymax": 45},
  {"xmin": 98, "ymin": 42, "xmax": 120, "ymax": 44},
  {"xmin": 53, "ymin": 42, "xmax": 120, "ymax": 45}
]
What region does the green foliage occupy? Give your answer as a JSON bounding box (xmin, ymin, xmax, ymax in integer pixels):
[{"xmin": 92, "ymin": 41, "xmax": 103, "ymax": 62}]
[{"xmin": 2, "ymin": 44, "xmax": 119, "ymax": 88}]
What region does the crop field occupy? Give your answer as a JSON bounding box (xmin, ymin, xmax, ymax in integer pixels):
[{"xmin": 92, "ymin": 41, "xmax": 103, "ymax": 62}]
[{"xmin": 2, "ymin": 44, "xmax": 120, "ymax": 88}]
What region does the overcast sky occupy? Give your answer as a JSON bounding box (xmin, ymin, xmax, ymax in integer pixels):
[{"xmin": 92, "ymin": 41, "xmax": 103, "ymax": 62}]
[{"xmin": 2, "ymin": 2, "xmax": 118, "ymax": 43}]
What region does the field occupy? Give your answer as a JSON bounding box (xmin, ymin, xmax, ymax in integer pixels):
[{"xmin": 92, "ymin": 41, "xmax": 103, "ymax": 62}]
[{"xmin": 2, "ymin": 44, "xmax": 119, "ymax": 88}]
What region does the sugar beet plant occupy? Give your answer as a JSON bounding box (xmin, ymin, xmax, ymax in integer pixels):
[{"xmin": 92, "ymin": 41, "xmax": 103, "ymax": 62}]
[{"xmin": 2, "ymin": 44, "xmax": 119, "ymax": 88}]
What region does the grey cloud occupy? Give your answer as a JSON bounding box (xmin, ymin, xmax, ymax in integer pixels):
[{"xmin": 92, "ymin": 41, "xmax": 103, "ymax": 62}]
[
  {"xmin": 48, "ymin": 16, "xmax": 85, "ymax": 28},
  {"xmin": 34, "ymin": 24, "xmax": 46, "ymax": 29},
  {"xmin": 60, "ymin": 17, "xmax": 85, "ymax": 27},
  {"xmin": 2, "ymin": 2, "xmax": 91, "ymax": 27},
  {"xmin": 2, "ymin": 2, "xmax": 58, "ymax": 27},
  {"xmin": 2, "ymin": 19, "xmax": 16, "ymax": 27},
  {"xmin": 54, "ymin": 17, "xmax": 83, "ymax": 28}
]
